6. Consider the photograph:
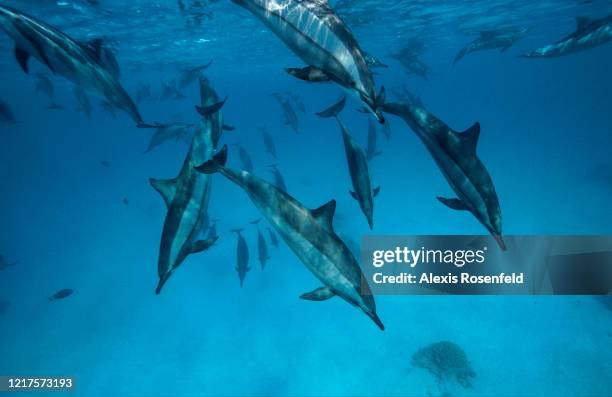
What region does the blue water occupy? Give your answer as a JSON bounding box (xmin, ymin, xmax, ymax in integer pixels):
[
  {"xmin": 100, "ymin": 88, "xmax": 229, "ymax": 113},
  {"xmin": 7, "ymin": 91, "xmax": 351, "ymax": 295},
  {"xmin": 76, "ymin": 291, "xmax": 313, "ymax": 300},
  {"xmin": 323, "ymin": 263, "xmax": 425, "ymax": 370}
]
[{"xmin": 1, "ymin": 1, "xmax": 612, "ymax": 396}]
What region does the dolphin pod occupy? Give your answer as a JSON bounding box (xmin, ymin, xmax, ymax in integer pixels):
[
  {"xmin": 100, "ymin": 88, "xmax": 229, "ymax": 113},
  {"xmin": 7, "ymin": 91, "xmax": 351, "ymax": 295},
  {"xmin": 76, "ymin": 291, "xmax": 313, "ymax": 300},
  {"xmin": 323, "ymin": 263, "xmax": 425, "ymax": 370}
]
[
  {"xmin": 150, "ymin": 75, "xmax": 225, "ymax": 294},
  {"xmin": 232, "ymin": 0, "xmax": 386, "ymax": 124},
  {"xmin": 0, "ymin": 4, "xmax": 144, "ymax": 125},
  {"xmin": 195, "ymin": 146, "xmax": 384, "ymax": 330},
  {"xmin": 521, "ymin": 15, "xmax": 612, "ymax": 58},
  {"xmin": 381, "ymin": 102, "xmax": 505, "ymax": 250}
]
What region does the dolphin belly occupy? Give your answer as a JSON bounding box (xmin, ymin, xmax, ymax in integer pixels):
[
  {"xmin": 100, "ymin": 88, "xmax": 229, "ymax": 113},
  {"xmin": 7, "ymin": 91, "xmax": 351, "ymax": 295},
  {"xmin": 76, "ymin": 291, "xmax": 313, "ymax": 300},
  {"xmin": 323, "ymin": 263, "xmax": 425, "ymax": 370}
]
[{"xmin": 234, "ymin": 0, "xmax": 365, "ymax": 94}]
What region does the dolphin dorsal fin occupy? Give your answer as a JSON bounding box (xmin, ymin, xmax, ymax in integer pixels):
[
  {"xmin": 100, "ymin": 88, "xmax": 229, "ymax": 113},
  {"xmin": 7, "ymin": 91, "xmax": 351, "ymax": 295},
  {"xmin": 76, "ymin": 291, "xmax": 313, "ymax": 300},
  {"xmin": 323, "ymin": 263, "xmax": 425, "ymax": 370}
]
[
  {"xmin": 575, "ymin": 16, "xmax": 592, "ymax": 31},
  {"xmin": 311, "ymin": 200, "xmax": 336, "ymax": 230},
  {"xmin": 82, "ymin": 38, "xmax": 104, "ymax": 61},
  {"xmin": 149, "ymin": 177, "xmax": 178, "ymax": 208},
  {"xmin": 458, "ymin": 122, "xmax": 480, "ymax": 152}
]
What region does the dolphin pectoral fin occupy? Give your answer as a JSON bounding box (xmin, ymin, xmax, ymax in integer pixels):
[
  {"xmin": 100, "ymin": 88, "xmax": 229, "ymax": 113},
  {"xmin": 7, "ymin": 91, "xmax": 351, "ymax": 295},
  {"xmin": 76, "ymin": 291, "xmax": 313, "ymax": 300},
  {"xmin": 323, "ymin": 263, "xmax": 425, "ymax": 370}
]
[
  {"xmin": 311, "ymin": 200, "xmax": 336, "ymax": 230},
  {"xmin": 190, "ymin": 236, "xmax": 219, "ymax": 254},
  {"xmin": 285, "ymin": 66, "xmax": 331, "ymax": 82},
  {"xmin": 149, "ymin": 177, "xmax": 178, "ymax": 208},
  {"xmin": 349, "ymin": 190, "xmax": 358, "ymax": 200},
  {"xmin": 575, "ymin": 16, "xmax": 593, "ymax": 31},
  {"xmin": 300, "ymin": 286, "xmax": 335, "ymax": 301},
  {"xmin": 316, "ymin": 96, "xmax": 346, "ymax": 118},
  {"xmin": 246, "ymin": 267, "xmax": 252, "ymax": 272},
  {"xmin": 373, "ymin": 186, "xmax": 381, "ymax": 197},
  {"xmin": 437, "ymin": 197, "xmax": 468, "ymax": 211},
  {"xmin": 14, "ymin": 47, "xmax": 30, "ymax": 73},
  {"xmin": 222, "ymin": 124, "xmax": 235, "ymax": 131}
]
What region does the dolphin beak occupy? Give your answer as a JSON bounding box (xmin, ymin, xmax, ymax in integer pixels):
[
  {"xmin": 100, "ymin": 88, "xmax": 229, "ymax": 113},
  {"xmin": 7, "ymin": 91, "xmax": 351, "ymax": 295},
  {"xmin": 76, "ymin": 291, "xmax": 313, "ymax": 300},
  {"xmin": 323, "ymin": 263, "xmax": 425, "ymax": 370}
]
[
  {"xmin": 155, "ymin": 273, "xmax": 171, "ymax": 295},
  {"xmin": 368, "ymin": 311, "xmax": 385, "ymax": 331},
  {"xmin": 493, "ymin": 235, "xmax": 507, "ymax": 251}
]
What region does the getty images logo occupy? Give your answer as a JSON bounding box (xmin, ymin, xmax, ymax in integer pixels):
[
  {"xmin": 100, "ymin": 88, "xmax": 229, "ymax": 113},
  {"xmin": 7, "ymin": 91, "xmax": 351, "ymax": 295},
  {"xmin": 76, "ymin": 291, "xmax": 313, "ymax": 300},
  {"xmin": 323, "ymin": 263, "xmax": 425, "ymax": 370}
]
[{"xmin": 371, "ymin": 246, "xmax": 488, "ymax": 268}]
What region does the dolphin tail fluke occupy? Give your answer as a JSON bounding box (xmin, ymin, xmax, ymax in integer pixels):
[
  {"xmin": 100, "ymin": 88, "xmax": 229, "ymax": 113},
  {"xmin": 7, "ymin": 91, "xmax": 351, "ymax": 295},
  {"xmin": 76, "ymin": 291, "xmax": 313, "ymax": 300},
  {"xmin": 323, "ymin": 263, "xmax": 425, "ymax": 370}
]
[
  {"xmin": 316, "ymin": 96, "xmax": 346, "ymax": 118},
  {"xmin": 195, "ymin": 145, "xmax": 228, "ymax": 174},
  {"xmin": 368, "ymin": 311, "xmax": 385, "ymax": 331},
  {"xmin": 195, "ymin": 96, "xmax": 227, "ymax": 116},
  {"xmin": 373, "ymin": 186, "xmax": 381, "ymax": 197}
]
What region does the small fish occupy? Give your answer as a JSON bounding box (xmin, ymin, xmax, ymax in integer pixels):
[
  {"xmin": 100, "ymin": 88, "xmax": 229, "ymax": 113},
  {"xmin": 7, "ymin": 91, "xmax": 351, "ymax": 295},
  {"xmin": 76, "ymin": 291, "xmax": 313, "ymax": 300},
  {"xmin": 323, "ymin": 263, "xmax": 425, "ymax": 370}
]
[
  {"xmin": 99, "ymin": 160, "xmax": 112, "ymax": 168},
  {"xmin": 48, "ymin": 288, "xmax": 73, "ymax": 301},
  {"xmin": 122, "ymin": 198, "xmax": 129, "ymax": 205}
]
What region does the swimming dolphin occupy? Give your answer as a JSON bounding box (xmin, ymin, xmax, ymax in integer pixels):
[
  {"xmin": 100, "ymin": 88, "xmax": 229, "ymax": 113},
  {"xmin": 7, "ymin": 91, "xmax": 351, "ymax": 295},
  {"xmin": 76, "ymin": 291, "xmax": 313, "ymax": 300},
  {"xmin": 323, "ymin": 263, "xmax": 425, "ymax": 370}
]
[
  {"xmin": 271, "ymin": 93, "xmax": 299, "ymax": 134},
  {"xmin": 231, "ymin": 228, "xmax": 251, "ymax": 287},
  {"xmin": 136, "ymin": 83, "xmax": 155, "ymax": 102},
  {"xmin": 232, "ymin": 0, "xmax": 385, "ymax": 123},
  {"xmin": 34, "ymin": 72, "xmax": 63, "ymax": 109},
  {"xmin": 74, "ymin": 86, "xmax": 92, "ymax": 119},
  {"xmin": 141, "ymin": 122, "xmax": 194, "ymax": 153},
  {"xmin": 267, "ymin": 227, "xmax": 279, "ymax": 248},
  {"xmin": 0, "ymin": 99, "xmax": 20, "ymax": 124},
  {"xmin": 520, "ymin": 15, "xmax": 612, "ymax": 58},
  {"xmin": 365, "ymin": 119, "xmax": 382, "ymax": 161},
  {"xmin": 195, "ymin": 145, "xmax": 384, "ymax": 330},
  {"xmin": 250, "ymin": 219, "xmax": 270, "ymax": 270},
  {"xmin": 0, "ymin": 5, "xmax": 143, "ymax": 124},
  {"xmin": 177, "ymin": 61, "xmax": 212, "ymax": 90},
  {"xmin": 260, "ymin": 126, "xmax": 277, "ymax": 159},
  {"xmin": 381, "ymin": 101, "xmax": 505, "ymax": 250},
  {"xmin": 454, "ymin": 27, "xmax": 530, "ymax": 64},
  {"xmin": 150, "ymin": 75, "xmax": 224, "ymax": 294},
  {"xmin": 268, "ymin": 164, "xmax": 287, "ymax": 192},
  {"xmin": 284, "ymin": 91, "xmax": 306, "ymax": 113},
  {"xmin": 363, "ymin": 52, "xmax": 388, "ymax": 68},
  {"xmin": 232, "ymin": 143, "xmax": 254, "ymax": 172},
  {"xmin": 389, "ymin": 38, "xmax": 430, "ymax": 79},
  {"xmin": 48, "ymin": 288, "xmax": 73, "ymax": 301},
  {"xmin": 318, "ymin": 96, "xmax": 380, "ymax": 229}
]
